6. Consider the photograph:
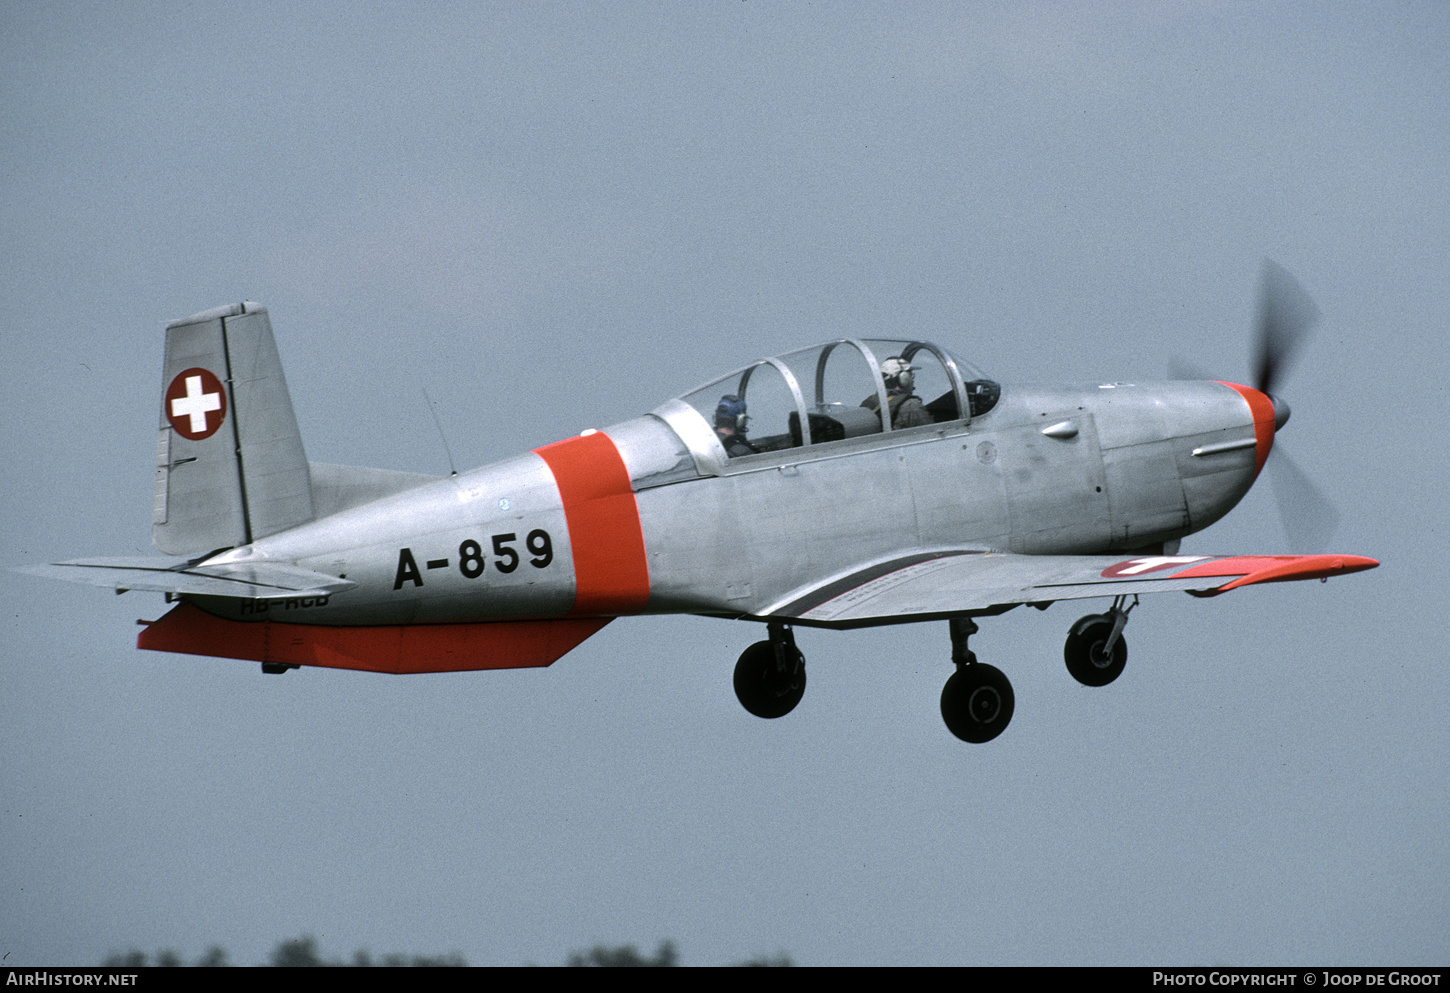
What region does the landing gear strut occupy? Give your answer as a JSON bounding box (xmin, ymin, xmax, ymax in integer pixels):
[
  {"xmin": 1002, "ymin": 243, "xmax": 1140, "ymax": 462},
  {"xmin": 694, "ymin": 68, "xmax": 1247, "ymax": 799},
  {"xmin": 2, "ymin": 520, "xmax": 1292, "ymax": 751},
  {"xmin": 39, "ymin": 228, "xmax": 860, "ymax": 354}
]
[
  {"xmin": 734, "ymin": 622, "xmax": 806, "ymax": 719},
  {"xmin": 939, "ymin": 617, "xmax": 1014, "ymax": 743},
  {"xmin": 1064, "ymin": 594, "xmax": 1136, "ymax": 687}
]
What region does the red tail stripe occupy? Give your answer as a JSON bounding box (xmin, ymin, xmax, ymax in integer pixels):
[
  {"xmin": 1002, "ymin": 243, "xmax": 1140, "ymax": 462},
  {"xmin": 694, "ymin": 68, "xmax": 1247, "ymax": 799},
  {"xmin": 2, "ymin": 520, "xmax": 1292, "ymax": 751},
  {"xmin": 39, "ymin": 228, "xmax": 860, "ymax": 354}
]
[{"xmin": 533, "ymin": 431, "xmax": 651, "ymax": 616}]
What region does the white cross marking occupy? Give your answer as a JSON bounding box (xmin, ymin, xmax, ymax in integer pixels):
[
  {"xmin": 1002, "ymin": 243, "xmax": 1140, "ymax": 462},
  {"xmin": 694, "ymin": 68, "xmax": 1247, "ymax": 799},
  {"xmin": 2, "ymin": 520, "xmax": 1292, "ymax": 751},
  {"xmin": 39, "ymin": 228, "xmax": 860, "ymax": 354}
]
[{"xmin": 171, "ymin": 375, "xmax": 222, "ymax": 433}]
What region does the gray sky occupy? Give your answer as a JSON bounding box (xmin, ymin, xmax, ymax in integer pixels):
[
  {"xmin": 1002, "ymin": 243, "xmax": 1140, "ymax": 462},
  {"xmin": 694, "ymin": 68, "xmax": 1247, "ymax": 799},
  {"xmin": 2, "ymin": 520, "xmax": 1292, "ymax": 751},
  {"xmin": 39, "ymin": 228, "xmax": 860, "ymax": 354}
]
[{"xmin": 3, "ymin": 1, "xmax": 1447, "ymax": 966}]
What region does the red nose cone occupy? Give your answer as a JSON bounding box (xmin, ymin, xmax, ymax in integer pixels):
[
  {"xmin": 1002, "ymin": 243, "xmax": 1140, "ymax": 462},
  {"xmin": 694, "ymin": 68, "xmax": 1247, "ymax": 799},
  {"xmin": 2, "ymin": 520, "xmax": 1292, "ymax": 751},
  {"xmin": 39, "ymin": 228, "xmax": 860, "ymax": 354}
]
[{"xmin": 1218, "ymin": 382, "xmax": 1277, "ymax": 478}]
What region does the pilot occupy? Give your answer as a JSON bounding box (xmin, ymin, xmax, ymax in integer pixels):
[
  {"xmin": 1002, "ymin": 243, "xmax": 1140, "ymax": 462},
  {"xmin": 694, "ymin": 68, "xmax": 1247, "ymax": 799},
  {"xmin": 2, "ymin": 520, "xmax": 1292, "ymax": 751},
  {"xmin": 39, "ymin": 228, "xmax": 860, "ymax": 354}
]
[
  {"xmin": 862, "ymin": 357, "xmax": 932, "ymax": 429},
  {"xmin": 715, "ymin": 394, "xmax": 757, "ymax": 457}
]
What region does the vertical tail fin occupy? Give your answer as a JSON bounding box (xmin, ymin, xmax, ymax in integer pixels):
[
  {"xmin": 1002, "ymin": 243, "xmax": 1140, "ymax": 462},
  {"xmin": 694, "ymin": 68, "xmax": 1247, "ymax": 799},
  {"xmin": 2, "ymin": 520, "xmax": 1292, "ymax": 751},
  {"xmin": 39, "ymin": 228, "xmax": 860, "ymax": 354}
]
[{"xmin": 152, "ymin": 302, "xmax": 313, "ymax": 555}]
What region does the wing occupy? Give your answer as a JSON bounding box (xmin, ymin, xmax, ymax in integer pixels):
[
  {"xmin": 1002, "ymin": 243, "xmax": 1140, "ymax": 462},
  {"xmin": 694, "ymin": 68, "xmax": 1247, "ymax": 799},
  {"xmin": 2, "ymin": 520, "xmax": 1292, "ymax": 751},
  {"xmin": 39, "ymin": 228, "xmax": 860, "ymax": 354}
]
[
  {"xmin": 17, "ymin": 557, "xmax": 355, "ymax": 598},
  {"xmin": 754, "ymin": 551, "xmax": 1378, "ymax": 628}
]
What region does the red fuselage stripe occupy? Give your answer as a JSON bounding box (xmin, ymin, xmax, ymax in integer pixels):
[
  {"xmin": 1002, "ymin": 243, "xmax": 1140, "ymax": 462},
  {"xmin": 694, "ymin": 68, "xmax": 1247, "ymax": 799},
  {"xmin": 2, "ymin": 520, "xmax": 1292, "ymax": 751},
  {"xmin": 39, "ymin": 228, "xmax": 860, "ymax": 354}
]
[
  {"xmin": 1217, "ymin": 381, "xmax": 1275, "ymax": 478},
  {"xmin": 533, "ymin": 431, "xmax": 651, "ymax": 616}
]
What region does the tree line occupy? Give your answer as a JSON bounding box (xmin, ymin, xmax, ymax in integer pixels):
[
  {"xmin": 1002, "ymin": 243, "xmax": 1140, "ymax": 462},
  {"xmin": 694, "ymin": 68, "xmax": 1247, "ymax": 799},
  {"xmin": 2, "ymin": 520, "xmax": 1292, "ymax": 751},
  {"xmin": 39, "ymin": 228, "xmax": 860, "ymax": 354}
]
[{"xmin": 103, "ymin": 936, "xmax": 791, "ymax": 967}]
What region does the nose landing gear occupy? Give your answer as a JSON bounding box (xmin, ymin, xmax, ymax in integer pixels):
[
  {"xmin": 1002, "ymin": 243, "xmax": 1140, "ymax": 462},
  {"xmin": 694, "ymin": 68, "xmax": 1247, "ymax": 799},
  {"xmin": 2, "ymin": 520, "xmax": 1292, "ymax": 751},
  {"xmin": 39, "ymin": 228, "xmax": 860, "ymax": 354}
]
[{"xmin": 1064, "ymin": 594, "xmax": 1136, "ymax": 686}]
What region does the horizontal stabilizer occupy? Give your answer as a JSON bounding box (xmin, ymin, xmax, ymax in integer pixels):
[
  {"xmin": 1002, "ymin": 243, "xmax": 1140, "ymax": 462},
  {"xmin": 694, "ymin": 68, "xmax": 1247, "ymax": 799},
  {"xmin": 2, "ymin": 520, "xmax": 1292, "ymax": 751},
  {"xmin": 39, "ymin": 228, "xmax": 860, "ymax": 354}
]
[{"xmin": 18, "ymin": 557, "xmax": 355, "ymax": 599}]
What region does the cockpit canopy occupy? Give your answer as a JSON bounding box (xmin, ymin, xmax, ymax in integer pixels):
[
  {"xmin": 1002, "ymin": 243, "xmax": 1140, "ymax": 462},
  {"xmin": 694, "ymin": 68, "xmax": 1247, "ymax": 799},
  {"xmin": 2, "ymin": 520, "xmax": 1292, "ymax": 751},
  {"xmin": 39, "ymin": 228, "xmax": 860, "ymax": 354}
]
[{"xmin": 654, "ymin": 339, "xmax": 999, "ymax": 469}]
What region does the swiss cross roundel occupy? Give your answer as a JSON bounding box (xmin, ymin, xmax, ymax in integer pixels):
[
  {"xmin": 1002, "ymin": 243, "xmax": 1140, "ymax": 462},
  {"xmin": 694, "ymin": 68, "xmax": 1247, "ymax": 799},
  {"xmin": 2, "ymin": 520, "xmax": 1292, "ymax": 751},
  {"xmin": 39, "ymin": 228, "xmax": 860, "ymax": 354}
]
[
  {"xmin": 1100, "ymin": 555, "xmax": 1209, "ymax": 579},
  {"xmin": 165, "ymin": 368, "xmax": 227, "ymax": 440}
]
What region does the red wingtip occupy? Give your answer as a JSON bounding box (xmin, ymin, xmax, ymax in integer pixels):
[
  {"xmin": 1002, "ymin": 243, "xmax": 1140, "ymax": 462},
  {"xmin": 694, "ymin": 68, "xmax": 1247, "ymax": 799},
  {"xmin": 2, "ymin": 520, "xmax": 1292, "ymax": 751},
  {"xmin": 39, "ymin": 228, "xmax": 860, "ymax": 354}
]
[{"xmin": 1173, "ymin": 554, "xmax": 1378, "ymax": 593}]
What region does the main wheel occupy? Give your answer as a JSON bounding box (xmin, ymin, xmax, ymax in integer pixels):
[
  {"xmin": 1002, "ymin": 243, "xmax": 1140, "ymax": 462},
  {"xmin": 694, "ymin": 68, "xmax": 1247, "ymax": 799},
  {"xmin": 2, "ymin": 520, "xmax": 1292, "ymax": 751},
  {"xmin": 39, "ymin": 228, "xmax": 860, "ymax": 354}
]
[
  {"xmin": 940, "ymin": 663, "xmax": 1014, "ymax": 743},
  {"xmin": 1064, "ymin": 614, "xmax": 1127, "ymax": 687},
  {"xmin": 733, "ymin": 640, "xmax": 806, "ymax": 719}
]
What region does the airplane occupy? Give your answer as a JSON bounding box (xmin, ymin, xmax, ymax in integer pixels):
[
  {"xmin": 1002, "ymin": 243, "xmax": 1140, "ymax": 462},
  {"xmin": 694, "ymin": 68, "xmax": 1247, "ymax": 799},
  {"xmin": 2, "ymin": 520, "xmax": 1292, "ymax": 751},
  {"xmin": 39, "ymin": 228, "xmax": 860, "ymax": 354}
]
[{"xmin": 24, "ymin": 263, "xmax": 1377, "ymax": 743}]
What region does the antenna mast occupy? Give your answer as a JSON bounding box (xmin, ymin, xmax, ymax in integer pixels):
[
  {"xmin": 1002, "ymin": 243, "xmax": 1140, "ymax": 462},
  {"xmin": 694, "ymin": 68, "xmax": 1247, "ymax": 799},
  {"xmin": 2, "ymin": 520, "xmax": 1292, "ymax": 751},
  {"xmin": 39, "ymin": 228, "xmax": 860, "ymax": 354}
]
[{"xmin": 421, "ymin": 387, "xmax": 458, "ymax": 476}]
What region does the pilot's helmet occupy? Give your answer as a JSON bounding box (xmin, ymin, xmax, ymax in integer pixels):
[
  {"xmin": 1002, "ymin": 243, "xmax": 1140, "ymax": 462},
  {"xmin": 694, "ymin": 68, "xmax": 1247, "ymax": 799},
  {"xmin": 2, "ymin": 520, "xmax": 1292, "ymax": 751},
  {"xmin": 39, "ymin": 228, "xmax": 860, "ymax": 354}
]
[
  {"xmin": 881, "ymin": 357, "xmax": 917, "ymax": 390},
  {"xmin": 715, "ymin": 394, "xmax": 748, "ymax": 432}
]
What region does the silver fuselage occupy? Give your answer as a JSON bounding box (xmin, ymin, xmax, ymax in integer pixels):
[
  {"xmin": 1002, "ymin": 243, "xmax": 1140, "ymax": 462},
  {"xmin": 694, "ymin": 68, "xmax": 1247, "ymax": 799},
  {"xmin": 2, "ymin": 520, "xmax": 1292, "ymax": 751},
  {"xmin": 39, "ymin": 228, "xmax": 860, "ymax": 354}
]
[{"xmin": 195, "ymin": 380, "xmax": 1263, "ymax": 627}]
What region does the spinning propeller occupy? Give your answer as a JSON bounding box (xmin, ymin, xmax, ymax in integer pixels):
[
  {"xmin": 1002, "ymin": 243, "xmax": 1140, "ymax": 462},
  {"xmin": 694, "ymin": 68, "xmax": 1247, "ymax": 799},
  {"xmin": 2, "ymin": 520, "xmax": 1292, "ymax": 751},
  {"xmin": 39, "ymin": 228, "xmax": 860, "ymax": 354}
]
[{"xmin": 1180, "ymin": 261, "xmax": 1339, "ymax": 552}]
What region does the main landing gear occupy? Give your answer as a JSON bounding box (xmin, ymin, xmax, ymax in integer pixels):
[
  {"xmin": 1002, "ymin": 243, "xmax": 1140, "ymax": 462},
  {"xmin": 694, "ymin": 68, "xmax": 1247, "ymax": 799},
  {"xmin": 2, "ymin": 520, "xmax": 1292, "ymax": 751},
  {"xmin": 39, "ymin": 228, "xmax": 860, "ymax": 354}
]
[
  {"xmin": 936, "ymin": 597, "xmax": 1138, "ymax": 743},
  {"xmin": 939, "ymin": 617, "xmax": 1014, "ymax": 743},
  {"xmin": 1063, "ymin": 594, "xmax": 1137, "ymax": 687},
  {"xmin": 734, "ymin": 598, "xmax": 1141, "ymax": 741},
  {"xmin": 734, "ymin": 622, "xmax": 807, "ymax": 719}
]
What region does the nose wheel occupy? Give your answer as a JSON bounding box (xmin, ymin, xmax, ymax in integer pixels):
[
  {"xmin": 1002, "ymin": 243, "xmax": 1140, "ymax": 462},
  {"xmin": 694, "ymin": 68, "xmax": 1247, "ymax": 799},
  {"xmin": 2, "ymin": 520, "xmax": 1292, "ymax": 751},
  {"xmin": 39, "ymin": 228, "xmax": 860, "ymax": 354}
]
[
  {"xmin": 1064, "ymin": 595, "xmax": 1135, "ymax": 687},
  {"xmin": 734, "ymin": 622, "xmax": 806, "ymax": 719},
  {"xmin": 939, "ymin": 617, "xmax": 1014, "ymax": 743}
]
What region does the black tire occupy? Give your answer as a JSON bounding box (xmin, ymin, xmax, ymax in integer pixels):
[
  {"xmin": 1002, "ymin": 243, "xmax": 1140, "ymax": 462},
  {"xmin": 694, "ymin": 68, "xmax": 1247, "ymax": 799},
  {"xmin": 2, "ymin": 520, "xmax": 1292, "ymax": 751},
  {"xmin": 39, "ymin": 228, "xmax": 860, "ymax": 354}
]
[
  {"xmin": 733, "ymin": 640, "xmax": 806, "ymax": 719},
  {"xmin": 940, "ymin": 663, "xmax": 1014, "ymax": 743},
  {"xmin": 1064, "ymin": 614, "xmax": 1127, "ymax": 687}
]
